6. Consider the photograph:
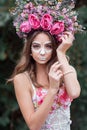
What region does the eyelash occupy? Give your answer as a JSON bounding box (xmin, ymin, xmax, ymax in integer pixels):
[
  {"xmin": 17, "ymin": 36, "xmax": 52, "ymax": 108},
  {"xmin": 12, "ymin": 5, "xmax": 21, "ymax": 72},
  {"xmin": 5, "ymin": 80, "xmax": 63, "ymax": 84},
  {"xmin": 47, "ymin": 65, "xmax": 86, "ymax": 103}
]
[
  {"xmin": 45, "ymin": 45, "xmax": 52, "ymax": 48},
  {"xmin": 32, "ymin": 45, "xmax": 40, "ymax": 48},
  {"xmin": 32, "ymin": 45, "xmax": 52, "ymax": 49}
]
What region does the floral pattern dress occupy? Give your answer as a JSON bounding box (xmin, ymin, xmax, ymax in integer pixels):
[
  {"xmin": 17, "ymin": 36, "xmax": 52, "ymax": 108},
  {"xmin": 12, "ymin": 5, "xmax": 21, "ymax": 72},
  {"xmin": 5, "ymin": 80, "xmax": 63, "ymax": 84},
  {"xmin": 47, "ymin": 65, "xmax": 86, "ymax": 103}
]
[{"xmin": 32, "ymin": 83, "xmax": 73, "ymax": 130}]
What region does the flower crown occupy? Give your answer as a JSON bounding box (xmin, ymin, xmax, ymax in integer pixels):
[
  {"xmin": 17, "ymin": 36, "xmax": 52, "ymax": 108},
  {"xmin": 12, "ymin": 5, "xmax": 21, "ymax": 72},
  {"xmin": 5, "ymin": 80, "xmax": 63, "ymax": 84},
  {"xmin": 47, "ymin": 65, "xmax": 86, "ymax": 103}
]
[{"xmin": 10, "ymin": 0, "xmax": 83, "ymax": 42}]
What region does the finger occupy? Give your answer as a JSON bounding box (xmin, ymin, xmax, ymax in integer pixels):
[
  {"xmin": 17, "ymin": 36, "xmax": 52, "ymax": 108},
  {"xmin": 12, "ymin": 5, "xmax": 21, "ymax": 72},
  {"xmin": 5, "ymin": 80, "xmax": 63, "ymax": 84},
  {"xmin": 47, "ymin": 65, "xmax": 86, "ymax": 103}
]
[
  {"xmin": 53, "ymin": 70, "xmax": 62, "ymax": 77},
  {"xmin": 64, "ymin": 32, "xmax": 75, "ymax": 40},
  {"xmin": 52, "ymin": 63, "xmax": 62, "ymax": 72},
  {"xmin": 63, "ymin": 34, "xmax": 68, "ymax": 40},
  {"xmin": 51, "ymin": 61, "xmax": 60, "ymax": 69},
  {"xmin": 55, "ymin": 73, "xmax": 63, "ymax": 80},
  {"xmin": 72, "ymin": 35, "xmax": 75, "ymax": 40},
  {"xmin": 60, "ymin": 37, "xmax": 65, "ymax": 43},
  {"xmin": 58, "ymin": 73, "xmax": 63, "ymax": 79},
  {"xmin": 56, "ymin": 70, "xmax": 63, "ymax": 76},
  {"xmin": 63, "ymin": 31, "xmax": 73, "ymax": 36},
  {"xmin": 62, "ymin": 33, "xmax": 74, "ymax": 44}
]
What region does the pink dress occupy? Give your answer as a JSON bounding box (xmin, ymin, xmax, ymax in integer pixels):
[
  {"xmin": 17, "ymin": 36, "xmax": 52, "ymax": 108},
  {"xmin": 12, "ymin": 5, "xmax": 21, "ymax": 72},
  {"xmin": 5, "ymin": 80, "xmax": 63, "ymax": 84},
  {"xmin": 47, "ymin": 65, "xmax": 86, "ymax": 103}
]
[{"xmin": 32, "ymin": 83, "xmax": 73, "ymax": 130}]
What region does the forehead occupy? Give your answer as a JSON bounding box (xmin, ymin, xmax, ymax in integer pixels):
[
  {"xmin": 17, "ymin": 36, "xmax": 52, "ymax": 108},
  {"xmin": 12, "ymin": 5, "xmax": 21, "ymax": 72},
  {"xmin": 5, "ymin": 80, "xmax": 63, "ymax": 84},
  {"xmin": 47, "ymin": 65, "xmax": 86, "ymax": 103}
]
[{"xmin": 33, "ymin": 33, "xmax": 51, "ymax": 44}]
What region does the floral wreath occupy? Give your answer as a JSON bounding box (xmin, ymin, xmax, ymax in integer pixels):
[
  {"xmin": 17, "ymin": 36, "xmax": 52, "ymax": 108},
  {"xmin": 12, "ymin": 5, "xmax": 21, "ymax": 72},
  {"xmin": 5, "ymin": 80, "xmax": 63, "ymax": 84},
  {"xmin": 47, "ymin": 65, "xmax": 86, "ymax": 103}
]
[{"xmin": 10, "ymin": 0, "xmax": 83, "ymax": 42}]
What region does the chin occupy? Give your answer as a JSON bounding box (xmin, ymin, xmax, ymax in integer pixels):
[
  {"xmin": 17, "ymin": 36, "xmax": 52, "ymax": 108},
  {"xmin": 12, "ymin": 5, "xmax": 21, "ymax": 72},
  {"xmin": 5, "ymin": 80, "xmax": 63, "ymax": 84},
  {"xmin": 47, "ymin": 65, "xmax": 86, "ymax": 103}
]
[
  {"xmin": 34, "ymin": 58, "xmax": 51, "ymax": 64},
  {"xmin": 36, "ymin": 59, "xmax": 50, "ymax": 64},
  {"xmin": 38, "ymin": 61, "xmax": 48, "ymax": 64}
]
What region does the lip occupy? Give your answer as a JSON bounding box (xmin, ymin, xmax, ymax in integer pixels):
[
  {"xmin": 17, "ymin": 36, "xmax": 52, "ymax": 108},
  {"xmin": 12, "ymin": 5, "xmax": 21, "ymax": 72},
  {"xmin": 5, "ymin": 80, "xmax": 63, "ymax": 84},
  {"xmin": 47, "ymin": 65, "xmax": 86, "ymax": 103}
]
[{"xmin": 39, "ymin": 57, "xmax": 46, "ymax": 61}]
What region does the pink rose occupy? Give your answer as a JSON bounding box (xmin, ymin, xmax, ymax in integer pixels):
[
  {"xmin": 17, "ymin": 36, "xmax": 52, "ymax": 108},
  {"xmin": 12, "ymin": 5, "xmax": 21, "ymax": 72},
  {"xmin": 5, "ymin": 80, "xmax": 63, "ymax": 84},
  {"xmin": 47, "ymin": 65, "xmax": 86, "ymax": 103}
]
[
  {"xmin": 50, "ymin": 21, "xmax": 64, "ymax": 35},
  {"xmin": 29, "ymin": 14, "xmax": 40, "ymax": 29},
  {"xmin": 40, "ymin": 14, "xmax": 53, "ymax": 30},
  {"xmin": 20, "ymin": 21, "xmax": 31, "ymax": 33}
]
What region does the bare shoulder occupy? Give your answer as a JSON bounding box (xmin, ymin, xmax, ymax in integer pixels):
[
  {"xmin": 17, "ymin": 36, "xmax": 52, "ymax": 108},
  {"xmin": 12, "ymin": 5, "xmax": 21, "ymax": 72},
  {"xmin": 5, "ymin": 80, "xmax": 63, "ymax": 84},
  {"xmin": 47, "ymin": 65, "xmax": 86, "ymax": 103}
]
[
  {"xmin": 13, "ymin": 72, "xmax": 32, "ymax": 91},
  {"xmin": 13, "ymin": 73, "xmax": 25, "ymax": 81}
]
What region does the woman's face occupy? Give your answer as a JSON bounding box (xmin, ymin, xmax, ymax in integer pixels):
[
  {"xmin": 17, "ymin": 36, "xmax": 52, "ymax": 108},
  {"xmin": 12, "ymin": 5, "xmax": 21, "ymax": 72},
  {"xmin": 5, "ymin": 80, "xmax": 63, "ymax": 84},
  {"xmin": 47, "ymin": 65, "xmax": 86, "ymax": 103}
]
[{"xmin": 31, "ymin": 32, "xmax": 53, "ymax": 64}]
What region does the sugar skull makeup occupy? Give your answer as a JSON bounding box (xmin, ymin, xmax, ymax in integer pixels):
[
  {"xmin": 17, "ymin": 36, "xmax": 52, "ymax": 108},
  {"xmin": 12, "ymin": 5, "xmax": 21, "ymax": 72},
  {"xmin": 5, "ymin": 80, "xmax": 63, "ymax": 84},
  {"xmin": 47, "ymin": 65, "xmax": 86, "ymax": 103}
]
[{"xmin": 31, "ymin": 41, "xmax": 53, "ymax": 54}]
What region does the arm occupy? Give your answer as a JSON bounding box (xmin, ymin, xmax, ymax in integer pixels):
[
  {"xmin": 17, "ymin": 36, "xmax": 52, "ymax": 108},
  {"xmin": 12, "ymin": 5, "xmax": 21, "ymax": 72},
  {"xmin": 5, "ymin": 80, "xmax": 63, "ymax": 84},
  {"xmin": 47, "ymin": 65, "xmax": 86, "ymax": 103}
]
[
  {"xmin": 13, "ymin": 72, "xmax": 61, "ymax": 130},
  {"xmin": 57, "ymin": 32, "xmax": 81, "ymax": 99}
]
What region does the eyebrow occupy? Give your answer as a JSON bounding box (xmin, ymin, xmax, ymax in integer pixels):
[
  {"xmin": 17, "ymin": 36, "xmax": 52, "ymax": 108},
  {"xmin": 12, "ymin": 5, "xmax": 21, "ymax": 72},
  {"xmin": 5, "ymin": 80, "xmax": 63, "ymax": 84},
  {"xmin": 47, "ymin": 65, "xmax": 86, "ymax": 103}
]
[{"xmin": 32, "ymin": 41, "xmax": 52, "ymax": 44}]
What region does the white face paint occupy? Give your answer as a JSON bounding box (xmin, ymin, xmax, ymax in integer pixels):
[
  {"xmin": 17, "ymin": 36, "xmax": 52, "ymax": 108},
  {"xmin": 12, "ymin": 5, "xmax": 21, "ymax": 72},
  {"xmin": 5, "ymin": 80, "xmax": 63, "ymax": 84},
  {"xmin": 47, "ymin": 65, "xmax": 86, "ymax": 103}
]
[
  {"xmin": 31, "ymin": 41, "xmax": 53, "ymax": 54},
  {"xmin": 31, "ymin": 33, "xmax": 53, "ymax": 64}
]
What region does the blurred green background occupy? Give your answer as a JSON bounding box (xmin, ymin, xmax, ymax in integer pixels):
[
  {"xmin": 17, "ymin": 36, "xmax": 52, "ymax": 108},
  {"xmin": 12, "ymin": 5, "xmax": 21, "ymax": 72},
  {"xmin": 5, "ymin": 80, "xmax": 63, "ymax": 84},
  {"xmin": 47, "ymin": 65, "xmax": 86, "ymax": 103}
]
[{"xmin": 0, "ymin": 0, "xmax": 87, "ymax": 130}]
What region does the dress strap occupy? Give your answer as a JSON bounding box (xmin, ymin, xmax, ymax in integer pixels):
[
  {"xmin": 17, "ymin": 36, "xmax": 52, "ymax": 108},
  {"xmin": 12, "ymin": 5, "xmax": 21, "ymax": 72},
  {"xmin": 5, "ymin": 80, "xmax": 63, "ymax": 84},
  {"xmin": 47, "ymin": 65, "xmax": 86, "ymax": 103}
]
[{"xmin": 32, "ymin": 84, "xmax": 36, "ymax": 91}]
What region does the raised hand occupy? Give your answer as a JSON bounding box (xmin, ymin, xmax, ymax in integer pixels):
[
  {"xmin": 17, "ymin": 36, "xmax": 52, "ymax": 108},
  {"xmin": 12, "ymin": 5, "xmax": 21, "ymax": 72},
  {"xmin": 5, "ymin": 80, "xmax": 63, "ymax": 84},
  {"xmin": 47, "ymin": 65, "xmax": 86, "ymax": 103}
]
[
  {"xmin": 48, "ymin": 61, "xmax": 63, "ymax": 93},
  {"xmin": 57, "ymin": 32, "xmax": 75, "ymax": 54}
]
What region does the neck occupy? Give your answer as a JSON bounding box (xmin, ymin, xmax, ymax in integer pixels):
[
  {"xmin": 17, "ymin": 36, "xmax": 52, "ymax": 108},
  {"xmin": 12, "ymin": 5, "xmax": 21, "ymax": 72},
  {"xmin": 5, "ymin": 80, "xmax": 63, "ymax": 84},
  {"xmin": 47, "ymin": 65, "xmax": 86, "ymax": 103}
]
[
  {"xmin": 36, "ymin": 63, "xmax": 47, "ymax": 73},
  {"xmin": 36, "ymin": 63, "xmax": 49, "ymax": 88}
]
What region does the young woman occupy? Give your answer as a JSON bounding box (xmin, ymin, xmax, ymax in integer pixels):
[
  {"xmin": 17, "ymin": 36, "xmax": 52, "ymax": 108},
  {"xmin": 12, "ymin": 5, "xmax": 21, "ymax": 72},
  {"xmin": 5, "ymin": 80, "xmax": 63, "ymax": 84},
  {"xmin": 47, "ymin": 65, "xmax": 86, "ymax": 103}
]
[
  {"xmin": 11, "ymin": 30, "xmax": 81, "ymax": 130},
  {"xmin": 9, "ymin": 1, "xmax": 82, "ymax": 129}
]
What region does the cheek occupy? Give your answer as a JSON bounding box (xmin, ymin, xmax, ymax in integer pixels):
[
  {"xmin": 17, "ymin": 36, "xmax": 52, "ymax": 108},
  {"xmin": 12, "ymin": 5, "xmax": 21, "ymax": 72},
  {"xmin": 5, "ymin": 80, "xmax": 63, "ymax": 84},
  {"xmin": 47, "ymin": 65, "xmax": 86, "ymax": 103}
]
[
  {"xmin": 46, "ymin": 51, "xmax": 53, "ymax": 60},
  {"xmin": 31, "ymin": 51, "xmax": 38, "ymax": 60}
]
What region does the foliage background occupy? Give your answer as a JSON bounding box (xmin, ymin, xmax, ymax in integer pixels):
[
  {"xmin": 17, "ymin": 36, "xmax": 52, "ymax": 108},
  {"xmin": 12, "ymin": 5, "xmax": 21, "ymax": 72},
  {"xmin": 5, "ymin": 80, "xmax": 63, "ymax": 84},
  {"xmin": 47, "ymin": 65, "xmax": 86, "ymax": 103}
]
[{"xmin": 0, "ymin": 0, "xmax": 87, "ymax": 130}]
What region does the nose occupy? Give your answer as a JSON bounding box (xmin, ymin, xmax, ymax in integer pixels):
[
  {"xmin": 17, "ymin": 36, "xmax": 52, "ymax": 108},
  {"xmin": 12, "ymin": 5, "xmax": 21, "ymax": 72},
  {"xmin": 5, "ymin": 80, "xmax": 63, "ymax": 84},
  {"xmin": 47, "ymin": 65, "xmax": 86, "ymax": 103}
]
[{"xmin": 39, "ymin": 48, "xmax": 46, "ymax": 55}]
